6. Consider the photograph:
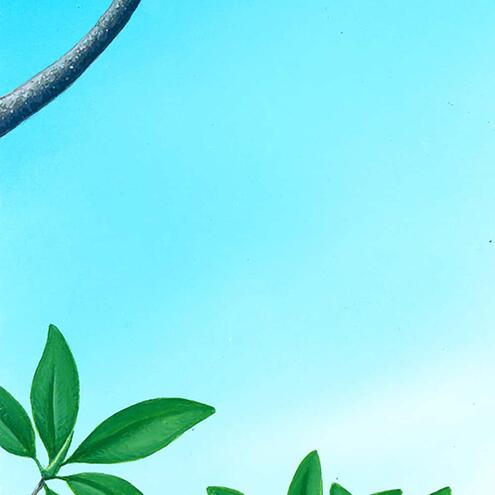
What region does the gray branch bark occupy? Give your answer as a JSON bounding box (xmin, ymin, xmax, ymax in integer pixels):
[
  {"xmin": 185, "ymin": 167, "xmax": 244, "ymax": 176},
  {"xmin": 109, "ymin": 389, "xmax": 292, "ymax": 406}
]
[
  {"xmin": 31, "ymin": 479, "xmax": 44, "ymax": 495},
  {"xmin": 0, "ymin": 0, "xmax": 141, "ymax": 138}
]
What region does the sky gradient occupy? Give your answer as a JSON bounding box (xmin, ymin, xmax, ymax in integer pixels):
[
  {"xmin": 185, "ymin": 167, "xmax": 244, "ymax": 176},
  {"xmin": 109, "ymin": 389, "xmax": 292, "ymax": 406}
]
[{"xmin": 1, "ymin": 1, "xmax": 495, "ymax": 494}]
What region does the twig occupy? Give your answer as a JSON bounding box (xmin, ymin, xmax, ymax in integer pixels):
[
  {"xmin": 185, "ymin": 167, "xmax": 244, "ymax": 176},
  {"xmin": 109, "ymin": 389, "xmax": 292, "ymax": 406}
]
[{"xmin": 31, "ymin": 479, "xmax": 45, "ymax": 495}]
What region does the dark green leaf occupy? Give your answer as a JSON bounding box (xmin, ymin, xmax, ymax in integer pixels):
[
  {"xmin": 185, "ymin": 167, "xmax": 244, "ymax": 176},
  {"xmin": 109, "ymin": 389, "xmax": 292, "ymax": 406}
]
[
  {"xmin": 66, "ymin": 398, "xmax": 215, "ymax": 464},
  {"xmin": 45, "ymin": 485, "xmax": 61, "ymax": 495},
  {"xmin": 31, "ymin": 324, "xmax": 79, "ymax": 462},
  {"xmin": 208, "ymin": 487, "xmax": 245, "ymax": 495},
  {"xmin": 330, "ymin": 483, "xmax": 353, "ymax": 495},
  {"xmin": 288, "ymin": 451, "xmax": 323, "ymax": 495},
  {"xmin": 0, "ymin": 386, "xmax": 36, "ymax": 458},
  {"xmin": 370, "ymin": 491, "xmax": 402, "ymax": 495},
  {"xmin": 430, "ymin": 489, "xmax": 451, "ymax": 495},
  {"xmin": 63, "ymin": 473, "xmax": 142, "ymax": 495}
]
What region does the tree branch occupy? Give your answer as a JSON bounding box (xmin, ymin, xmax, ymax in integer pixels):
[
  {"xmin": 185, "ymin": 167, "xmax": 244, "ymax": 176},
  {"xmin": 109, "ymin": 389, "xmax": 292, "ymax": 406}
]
[
  {"xmin": 31, "ymin": 479, "xmax": 45, "ymax": 495},
  {"xmin": 0, "ymin": 0, "xmax": 141, "ymax": 138}
]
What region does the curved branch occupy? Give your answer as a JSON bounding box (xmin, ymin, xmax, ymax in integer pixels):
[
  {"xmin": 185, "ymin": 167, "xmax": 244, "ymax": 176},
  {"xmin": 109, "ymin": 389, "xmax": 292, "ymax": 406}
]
[{"xmin": 0, "ymin": 0, "xmax": 141, "ymax": 138}]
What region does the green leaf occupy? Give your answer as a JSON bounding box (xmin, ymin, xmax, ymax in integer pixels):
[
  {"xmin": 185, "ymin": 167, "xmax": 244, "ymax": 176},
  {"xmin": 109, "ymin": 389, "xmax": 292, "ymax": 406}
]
[
  {"xmin": 370, "ymin": 491, "xmax": 402, "ymax": 495},
  {"xmin": 430, "ymin": 489, "xmax": 451, "ymax": 495},
  {"xmin": 65, "ymin": 398, "xmax": 215, "ymax": 464},
  {"xmin": 62, "ymin": 473, "xmax": 142, "ymax": 495},
  {"xmin": 288, "ymin": 450, "xmax": 323, "ymax": 495},
  {"xmin": 45, "ymin": 485, "xmax": 61, "ymax": 495},
  {"xmin": 30, "ymin": 324, "xmax": 79, "ymax": 462},
  {"xmin": 0, "ymin": 386, "xmax": 36, "ymax": 458},
  {"xmin": 330, "ymin": 483, "xmax": 353, "ymax": 495},
  {"xmin": 208, "ymin": 487, "xmax": 245, "ymax": 495}
]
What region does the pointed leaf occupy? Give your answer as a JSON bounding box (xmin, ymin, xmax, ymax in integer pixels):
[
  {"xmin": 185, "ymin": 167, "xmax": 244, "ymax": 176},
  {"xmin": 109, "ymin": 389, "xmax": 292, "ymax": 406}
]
[
  {"xmin": 430, "ymin": 489, "xmax": 451, "ymax": 495},
  {"xmin": 288, "ymin": 451, "xmax": 323, "ymax": 495},
  {"xmin": 330, "ymin": 483, "xmax": 353, "ymax": 495},
  {"xmin": 208, "ymin": 487, "xmax": 245, "ymax": 495},
  {"xmin": 31, "ymin": 324, "xmax": 79, "ymax": 461},
  {"xmin": 66, "ymin": 398, "xmax": 215, "ymax": 464},
  {"xmin": 0, "ymin": 386, "xmax": 36, "ymax": 458},
  {"xmin": 63, "ymin": 473, "xmax": 142, "ymax": 495},
  {"xmin": 45, "ymin": 485, "xmax": 61, "ymax": 495},
  {"xmin": 371, "ymin": 491, "xmax": 402, "ymax": 495}
]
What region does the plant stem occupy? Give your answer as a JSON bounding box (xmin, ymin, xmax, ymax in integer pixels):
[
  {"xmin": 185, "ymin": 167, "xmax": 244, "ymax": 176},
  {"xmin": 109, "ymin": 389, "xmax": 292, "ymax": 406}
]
[
  {"xmin": 34, "ymin": 458, "xmax": 44, "ymax": 472},
  {"xmin": 31, "ymin": 479, "xmax": 45, "ymax": 495}
]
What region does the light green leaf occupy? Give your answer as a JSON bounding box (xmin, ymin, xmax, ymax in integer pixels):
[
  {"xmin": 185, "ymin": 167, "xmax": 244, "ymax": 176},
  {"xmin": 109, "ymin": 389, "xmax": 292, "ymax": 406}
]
[
  {"xmin": 330, "ymin": 483, "xmax": 353, "ymax": 495},
  {"xmin": 31, "ymin": 324, "xmax": 79, "ymax": 462},
  {"xmin": 65, "ymin": 398, "xmax": 215, "ymax": 464},
  {"xmin": 45, "ymin": 485, "xmax": 61, "ymax": 495},
  {"xmin": 370, "ymin": 491, "xmax": 402, "ymax": 495},
  {"xmin": 430, "ymin": 489, "xmax": 451, "ymax": 495},
  {"xmin": 288, "ymin": 451, "xmax": 323, "ymax": 495},
  {"xmin": 0, "ymin": 386, "xmax": 36, "ymax": 458},
  {"xmin": 208, "ymin": 487, "xmax": 245, "ymax": 495},
  {"xmin": 63, "ymin": 473, "xmax": 142, "ymax": 495}
]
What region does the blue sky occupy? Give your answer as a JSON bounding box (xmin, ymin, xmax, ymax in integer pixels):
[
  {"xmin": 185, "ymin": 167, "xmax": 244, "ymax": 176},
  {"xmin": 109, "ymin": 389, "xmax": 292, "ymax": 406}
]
[{"xmin": 1, "ymin": 1, "xmax": 495, "ymax": 493}]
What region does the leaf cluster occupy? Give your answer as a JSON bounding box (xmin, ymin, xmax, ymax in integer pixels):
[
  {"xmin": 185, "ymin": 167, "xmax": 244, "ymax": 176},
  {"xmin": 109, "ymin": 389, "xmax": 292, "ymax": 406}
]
[
  {"xmin": 207, "ymin": 451, "xmax": 452, "ymax": 495},
  {"xmin": 0, "ymin": 325, "xmax": 215, "ymax": 494}
]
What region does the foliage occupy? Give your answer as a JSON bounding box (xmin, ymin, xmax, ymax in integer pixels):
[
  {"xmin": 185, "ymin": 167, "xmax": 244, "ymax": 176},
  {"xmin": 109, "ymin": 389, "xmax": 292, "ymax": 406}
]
[
  {"xmin": 0, "ymin": 324, "xmax": 215, "ymax": 494},
  {"xmin": 207, "ymin": 451, "xmax": 451, "ymax": 495}
]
